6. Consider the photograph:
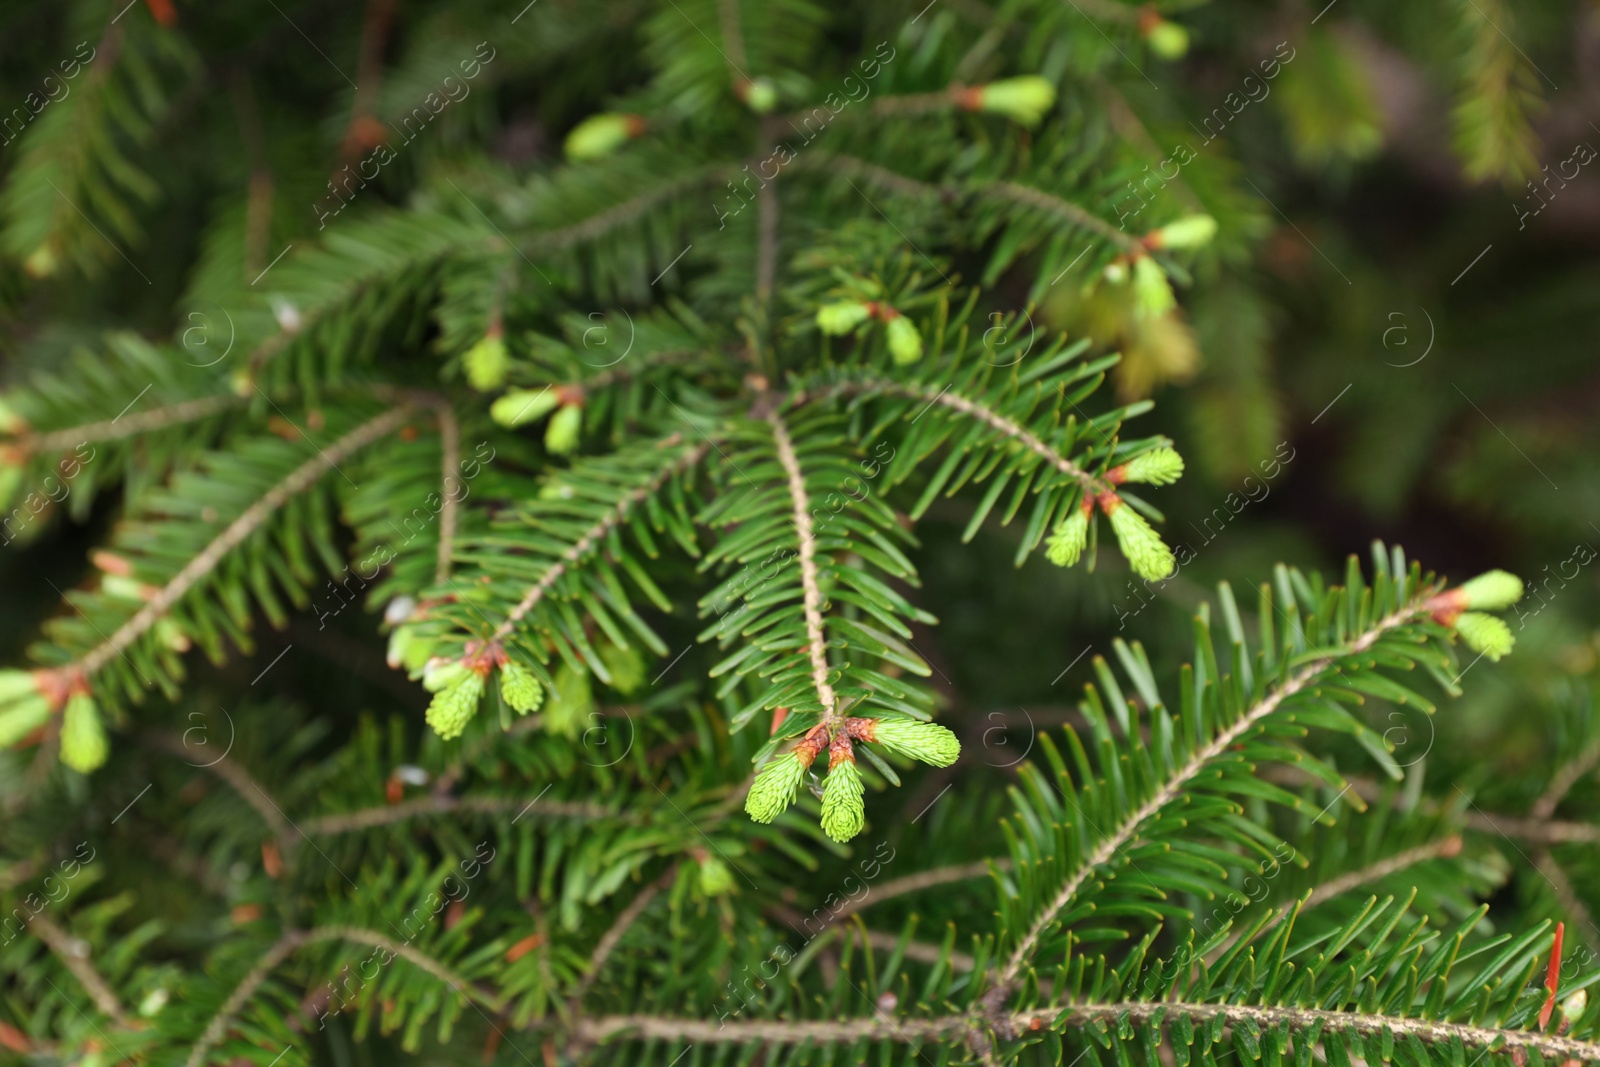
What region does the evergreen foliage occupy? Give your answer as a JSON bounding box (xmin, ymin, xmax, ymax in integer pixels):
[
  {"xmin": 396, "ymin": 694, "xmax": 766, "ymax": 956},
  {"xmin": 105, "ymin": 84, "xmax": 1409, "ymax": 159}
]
[{"xmin": 0, "ymin": 1, "xmax": 1593, "ymax": 1065}]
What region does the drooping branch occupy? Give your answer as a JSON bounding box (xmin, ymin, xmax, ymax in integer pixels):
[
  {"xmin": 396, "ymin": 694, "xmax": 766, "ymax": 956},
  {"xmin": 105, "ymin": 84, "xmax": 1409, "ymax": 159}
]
[
  {"xmin": 489, "ymin": 439, "xmax": 710, "ymax": 643},
  {"xmin": 992, "ymin": 604, "xmax": 1427, "ymax": 999},
  {"xmin": 1302, "ymin": 835, "xmax": 1465, "ymax": 908},
  {"xmin": 830, "ymin": 860, "xmax": 1006, "ymax": 923},
  {"xmin": 541, "ymin": 167, "xmax": 731, "ymax": 251},
  {"xmin": 68, "ymin": 405, "xmax": 417, "ymax": 680},
  {"xmin": 765, "ymin": 408, "xmax": 837, "ymax": 718},
  {"xmin": 979, "ymin": 181, "xmax": 1144, "ymax": 255}
]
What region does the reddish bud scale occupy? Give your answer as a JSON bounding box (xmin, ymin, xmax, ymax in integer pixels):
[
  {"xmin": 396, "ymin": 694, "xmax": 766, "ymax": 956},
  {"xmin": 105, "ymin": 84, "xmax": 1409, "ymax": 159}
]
[
  {"xmin": 1136, "ymin": 5, "xmax": 1161, "ymax": 33},
  {"xmin": 793, "ymin": 729, "xmax": 828, "ymax": 769},
  {"xmin": 1097, "ymin": 490, "xmax": 1124, "ymax": 514},
  {"xmin": 861, "ymin": 301, "xmax": 901, "ymax": 323},
  {"xmin": 1105, "ymin": 465, "xmax": 1129, "ymax": 485},
  {"xmin": 462, "ymin": 640, "xmax": 509, "ymax": 675},
  {"xmin": 951, "ymin": 85, "xmax": 985, "ymax": 111},
  {"xmin": 623, "ymin": 115, "xmax": 648, "ymax": 138},
  {"xmin": 829, "ymin": 731, "xmax": 856, "ymax": 768},
  {"xmin": 555, "ymin": 384, "xmax": 587, "ymax": 407},
  {"xmin": 843, "ymin": 717, "xmax": 877, "ymax": 743},
  {"xmin": 1425, "ymin": 589, "xmax": 1469, "ymax": 626}
]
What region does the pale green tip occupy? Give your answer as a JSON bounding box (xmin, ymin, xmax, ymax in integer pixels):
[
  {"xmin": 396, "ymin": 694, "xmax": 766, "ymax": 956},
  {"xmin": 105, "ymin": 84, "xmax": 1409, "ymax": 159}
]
[
  {"xmin": 977, "ymin": 76, "xmax": 1057, "ymax": 127},
  {"xmin": 1046, "ymin": 507, "xmax": 1090, "ymax": 567},
  {"xmin": 543, "ymin": 665, "xmax": 592, "ymax": 739},
  {"xmin": 1146, "ymin": 19, "xmax": 1190, "ymax": 60},
  {"xmin": 1457, "ymin": 570, "xmax": 1523, "ymax": 612},
  {"xmin": 742, "ymin": 77, "xmax": 778, "ymax": 114},
  {"xmin": 0, "ymin": 688, "xmax": 50, "ymax": 749},
  {"xmin": 1132, "ymin": 256, "xmax": 1176, "ymax": 319},
  {"xmin": 422, "ymin": 659, "xmax": 470, "ymax": 693},
  {"xmin": 499, "ymin": 660, "xmax": 544, "ymax": 715},
  {"xmin": 564, "ymin": 113, "xmax": 639, "ymax": 161},
  {"xmin": 464, "ymin": 333, "xmax": 509, "ymax": 392},
  {"xmin": 869, "ymin": 718, "xmax": 961, "ymax": 768},
  {"xmin": 60, "ymin": 692, "xmax": 109, "ymax": 773},
  {"xmin": 745, "ymin": 752, "xmax": 807, "ymax": 823},
  {"xmin": 1121, "ymin": 447, "xmax": 1185, "ymax": 486},
  {"xmin": 1151, "ymin": 215, "xmax": 1216, "ymax": 250},
  {"xmin": 544, "ymin": 404, "xmax": 583, "ymax": 455},
  {"xmin": 387, "ymin": 625, "xmax": 437, "ymax": 673},
  {"xmin": 698, "ymin": 855, "xmax": 735, "ymax": 895},
  {"xmin": 0, "ymin": 669, "xmax": 40, "ymax": 705},
  {"xmin": 820, "ymin": 759, "xmax": 866, "ymax": 842},
  {"xmin": 426, "ymin": 672, "xmax": 484, "ymax": 740},
  {"xmin": 817, "ymin": 300, "xmax": 872, "ymax": 335},
  {"xmin": 490, "ymin": 388, "xmax": 559, "ymax": 429},
  {"xmin": 1108, "ymin": 501, "xmax": 1175, "ymax": 580},
  {"xmin": 1456, "ymin": 612, "xmax": 1514, "ymax": 662},
  {"xmin": 886, "ymin": 315, "xmax": 923, "ymax": 365}
]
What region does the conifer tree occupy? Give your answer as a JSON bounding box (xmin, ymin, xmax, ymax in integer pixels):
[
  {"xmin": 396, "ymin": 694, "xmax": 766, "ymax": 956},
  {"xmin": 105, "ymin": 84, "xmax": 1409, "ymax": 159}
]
[{"xmin": 0, "ymin": 2, "xmax": 1594, "ymax": 1065}]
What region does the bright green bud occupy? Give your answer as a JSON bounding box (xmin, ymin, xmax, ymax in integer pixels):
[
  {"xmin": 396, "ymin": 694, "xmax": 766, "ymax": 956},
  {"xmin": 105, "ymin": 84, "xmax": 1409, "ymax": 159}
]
[
  {"xmin": 1106, "ymin": 498, "xmax": 1175, "ymax": 580},
  {"xmin": 102, "ymin": 575, "xmax": 147, "ymax": 602},
  {"xmin": 139, "ymin": 988, "xmax": 170, "ymax": 1017},
  {"xmin": 564, "ymin": 113, "xmax": 641, "ymax": 161},
  {"xmin": 153, "ymin": 617, "xmax": 189, "ymax": 653},
  {"xmin": 1145, "ymin": 19, "xmax": 1190, "ymax": 60},
  {"xmin": 499, "ymin": 660, "xmax": 544, "ymax": 715},
  {"xmin": 1132, "ymin": 256, "xmax": 1176, "ymax": 318},
  {"xmin": 0, "ymin": 396, "xmax": 24, "ymax": 435},
  {"xmin": 545, "ymin": 404, "xmax": 583, "ymax": 455},
  {"xmin": 386, "ymin": 624, "xmax": 435, "ymax": 672},
  {"xmin": 0, "ymin": 669, "xmax": 40, "ymax": 705},
  {"xmin": 60, "ymin": 692, "xmax": 109, "ymax": 773},
  {"xmin": 1457, "ymin": 570, "xmax": 1523, "ymax": 612},
  {"xmin": 423, "ymin": 659, "xmax": 470, "ymax": 693},
  {"xmin": 1455, "ymin": 612, "xmax": 1514, "ymax": 662},
  {"xmin": 742, "ymin": 77, "xmax": 778, "ymax": 114},
  {"xmin": 886, "ymin": 315, "xmax": 923, "ymax": 365},
  {"xmin": 24, "ymin": 243, "xmax": 57, "ymax": 279},
  {"xmin": 820, "ymin": 758, "xmax": 865, "ymax": 842},
  {"xmin": 598, "ymin": 643, "xmax": 645, "ymax": 695},
  {"xmin": 976, "ymin": 76, "xmax": 1057, "ymax": 127},
  {"xmin": 1046, "ymin": 507, "xmax": 1090, "ymax": 567},
  {"xmin": 697, "ymin": 855, "xmax": 735, "ymax": 896},
  {"xmin": 490, "ymin": 388, "xmax": 559, "ymax": 429},
  {"xmin": 1102, "ymin": 260, "xmax": 1129, "ymax": 285},
  {"xmin": 0, "ymin": 694, "xmax": 50, "ymax": 748},
  {"xmin": 1120, "ymin": 447, "xmax": 1185, "ymax": 486},
  {"xmin": 0, "ymin": 466, "xmax": 20, "ymax": 512},
  {"xmin": 426, "ymin": 672, "xmax": 484, "ymax": 740},
  {"xmin": 867, "ymin": 718, "xmax": 961, "ymax": 767},
  {"xmin": 464, "ymin": 332, "xmax": 509, "ymax": 392},
  {"xmin": 745, "ymin": 751, "xmax": 807, "ymax": 823},
  {"xmin": 816, "ymin": 300, "xmax": 872, "ymax": 335},
  {"xmin": 543, "ymin": 664, "xmax": 591, "ymax": 739},
  {"xmin": 1150, "ymin": 215, "xmax": 1216, "ymax": 250}
]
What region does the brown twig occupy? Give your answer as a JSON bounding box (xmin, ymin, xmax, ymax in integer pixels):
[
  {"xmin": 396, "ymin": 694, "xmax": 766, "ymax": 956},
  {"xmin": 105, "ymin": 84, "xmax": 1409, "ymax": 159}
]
[{"xmin": 30, "ymin": 914, "xmax": 130, "ymax": 1025}]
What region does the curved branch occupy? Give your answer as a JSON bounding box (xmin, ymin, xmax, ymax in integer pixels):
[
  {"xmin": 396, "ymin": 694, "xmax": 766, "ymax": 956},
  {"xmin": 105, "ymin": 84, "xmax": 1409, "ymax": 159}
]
[
  {"xmin": 830, "ymin": 860, "xmax": 1007, "ymax": 923},
  {"xmin": 570, "ymin": 866, "xmax": 678, "ymax": 1015},
  {"xmin": 489, "ymin": 439, "xmax": 710, "ymax": 643},
  {"xmin": 71, "ymin": 405, "xmax": 416, "ymax": 679},
  {"xmin": 979, "ymin": 181, "xmax": 1144, "ymax": 254},
  {"xmin": 184, "ymin": 925, "xmax": 496, "ymax": 1067},
  {"xmin": 790, "ymin": 152, "xmax": 942, "ymax": 201},
  {"xmin": 143, "ymin": 733, "xmax": 295, "ymax": 854},
  {"xmin": 541, "ymin": 167, "xmax": 730, "ymax": 251},
  {"xmin": 432, "ymin": 401, "xmax": 460, "ymax": 585},
  {"xmin": 17, "ymin": 395, "xmax": 240, "ymax": 456},
  {"xmin": 765, "ymin": 408, "xmax": 837, "ymax": 717},
  {"xmin": 824, "ymin": 377, "xmax": 1104, "ymax": 492},
  {"xmin": 1532, "ymin": 738, "xmax": 1600, "ymax": 818},
  {"xmin": 993, "ymin": 604, "xmax": 1426, "ymax": 999}
]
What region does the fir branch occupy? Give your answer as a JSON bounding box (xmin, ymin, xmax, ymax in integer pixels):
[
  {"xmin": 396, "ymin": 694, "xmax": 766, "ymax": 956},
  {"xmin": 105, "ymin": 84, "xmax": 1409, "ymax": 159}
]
[
  {"xmin": 432, "ymin": 400, "xmax": 461, "ymax": 586},
  {"xmin": 570, "ymin": 866, "xmax": 678, "ymax": 1014},
  {"xmin": 1532, "ymin": 737, "xmax": 1600, "ymax": 819},
  {"xmin": 29, "ymin": 914, "xmax": 129, "ymax": 1026},
  {"xmin": 765, "ymin": 407, "xmax": 838, "ymax": 717},
  {"xmin": 301, "ymin": 793, "xmax": 609, "ymax": 836},
  {"xmin": 792, "ymin": 152, "xmax": 940, "ymax": 201},
  {"xmin": 17, "ymin": 395, "xmax": 240, "ymax": 456},
  {"xmin": 992, "ymin": 603, "xmax": 1425, "ymax": 1000},
  {"xmin": 830, "ymin": 859, "xmax": 1005, "ymax": 923},
  {"xmin": 489, "ymin": 438, "xmax": 711, "ymax": 642},
  {"xmin": 1302, "ymin": 835, "xmax": 1466, "ymax": 909},
  {"xmin": 67, "ymin": 405, "xmax": 416, "ymax": 679},
  {"xmin": 144, "ymin": 732, "xmax": 295, "ymax": 854},
  {"xmin": 826, "ymin": 377, "xmax": 1104, "ymax": 492},
  {"xmin": 541, "ymin": 166, "xmax": 730, "ymax": 251},
  {"xmin": 184, "ymin": 925, "xmax": 497, "ymax": 1067},
  {"xmin": 1532, "ymin": 848, "xmax": 1598, "ymax": 948},
  {"xmin": 1465, "ymin": 812, "xmax": 1600, "ymax": 846},
  {"xmin": 979, "ymin": 181, "xmax": 1144, "ymax": 255}
]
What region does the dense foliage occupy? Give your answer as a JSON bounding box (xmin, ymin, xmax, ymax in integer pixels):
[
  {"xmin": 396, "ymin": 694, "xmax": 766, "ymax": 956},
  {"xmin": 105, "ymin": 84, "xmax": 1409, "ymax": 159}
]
[{"xmin": 1, "ymin": 0, "xmax": 1596, "ymax": 1064}]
